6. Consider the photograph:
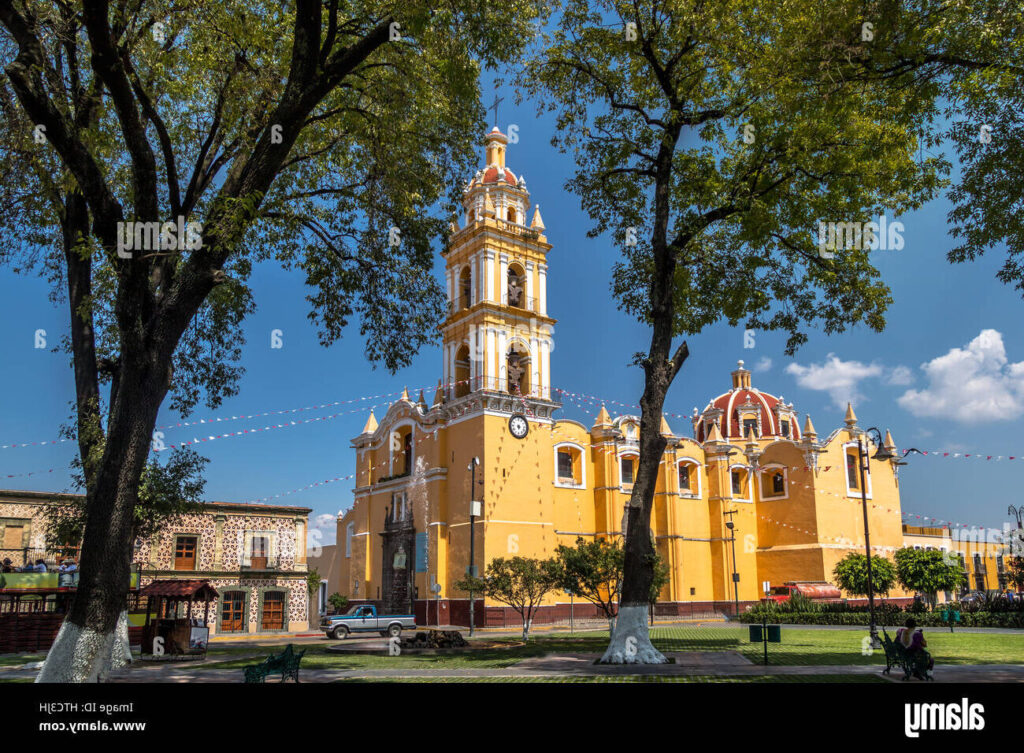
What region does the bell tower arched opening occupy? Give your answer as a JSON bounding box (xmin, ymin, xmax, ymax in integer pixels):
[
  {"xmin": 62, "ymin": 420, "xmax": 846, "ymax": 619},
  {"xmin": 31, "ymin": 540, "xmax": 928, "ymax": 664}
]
[
  {"xmin": 507, "ymin": 263, "xmax": 525, "ymax": 308},
  {"xmin": 506, "ymin": 343, "xmax": 531, "ymax": 396},
  {"xmin": 454, "ymin": 344, "xmax": 471, "ymax": 397}
]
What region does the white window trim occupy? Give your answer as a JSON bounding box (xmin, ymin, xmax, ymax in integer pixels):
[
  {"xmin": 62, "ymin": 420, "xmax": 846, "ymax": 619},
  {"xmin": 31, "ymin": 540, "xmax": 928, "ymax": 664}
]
[
  {"xmin": 677, "ymin": 457, "xmax": 702, "ymax": 499},
  {"xmin": 757, "ymin": 463, "xmax": 789, "ymax": 501},
  {"xmin": 843, "ymin": 441, "xmax": 873, "ymax": 499},
  {"xmin": 553, "ymin": 442, "xmax": 586, "ymax": 489},
  {"xmin": 388, "ymin": 420, "xmax": 416, "ymax": 476},
  {"xmin": 728, "ymin": 464, "xmax": 753, "ymax": 503},
  {"xmin": 345, "ymin": 522, "xmax": 354, "ymax": 558},
  {"xmin": 617, "ymin": 448, "xmax": 639, "ymax": 491}
]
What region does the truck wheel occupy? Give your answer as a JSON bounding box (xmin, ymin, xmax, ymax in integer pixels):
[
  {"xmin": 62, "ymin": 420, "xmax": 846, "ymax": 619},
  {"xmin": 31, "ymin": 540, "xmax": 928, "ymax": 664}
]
[
  {"xmin": 388, "ymin": 623, "xmax": 402, "ymax": 638},
  {"xmin": 331, "ymin": 625, "xmax": 349, "ymax": 640}
]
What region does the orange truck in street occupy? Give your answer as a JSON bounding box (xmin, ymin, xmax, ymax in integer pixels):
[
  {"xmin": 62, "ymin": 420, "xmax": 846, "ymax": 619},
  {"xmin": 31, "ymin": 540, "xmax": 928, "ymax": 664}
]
[{"xmin": 766, "ymin": 581, "xmax": 842, "ymax": 603}]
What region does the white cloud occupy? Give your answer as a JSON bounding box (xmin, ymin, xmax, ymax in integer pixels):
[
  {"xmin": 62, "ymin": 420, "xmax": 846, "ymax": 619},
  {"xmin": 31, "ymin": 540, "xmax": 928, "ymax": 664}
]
[
  {"xmin": 897, "ymin": 329, "xmax": 1024, "ymax": 423},
  {"xmin": 886, "ymin": 365, "xmax": 914, "ymax": 386},
  {"xmin": 754, "ymin": 357, "xmax": 772, "ymax": 372},
  {"xmin": 785, "ymin": 354, "xmax": 884, "ymax": 408},
  {"xmin": 314, "ymin": 513, "xmax": 337, "ymax": 530}
]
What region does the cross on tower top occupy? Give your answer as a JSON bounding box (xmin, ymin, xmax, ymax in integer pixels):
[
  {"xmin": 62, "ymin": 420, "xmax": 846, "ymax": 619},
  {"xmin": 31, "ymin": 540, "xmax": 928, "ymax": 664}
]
[{"xmin": 489, "ymin": 91, "xmax": 504, "ymax": 128}]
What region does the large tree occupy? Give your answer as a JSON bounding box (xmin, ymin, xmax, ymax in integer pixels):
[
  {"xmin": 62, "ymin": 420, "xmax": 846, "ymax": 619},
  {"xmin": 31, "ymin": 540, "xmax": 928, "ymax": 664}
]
[
  {"xmin": 0, "ymin": 0, "xmax": 543, "ymax": 682},
  {"xmin": 833, "ymin": 552, "xmax": 898, "ymax": 599},
  {"xmin": 894, "ymin": 547, "xmax": 965, "ymax": 607},
  {"xmin": 526, "ymin": 0, "xmax": 948, "ymax": 663}
]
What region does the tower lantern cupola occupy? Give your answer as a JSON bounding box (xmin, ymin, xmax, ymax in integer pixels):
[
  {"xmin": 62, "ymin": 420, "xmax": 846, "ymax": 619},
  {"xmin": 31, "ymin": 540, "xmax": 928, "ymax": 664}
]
[
  {"xmin": 485, "ymin": 127, "xmax": 508, "ymax": 168},
  {"xmin": 731, "ymin": 360, "xmax": 752, "ymax": 389}
]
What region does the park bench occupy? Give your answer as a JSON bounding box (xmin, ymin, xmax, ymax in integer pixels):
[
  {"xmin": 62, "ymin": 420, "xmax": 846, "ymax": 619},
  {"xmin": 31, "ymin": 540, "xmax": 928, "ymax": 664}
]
[
  {"xmin": 880, "ymin": 628, "xmax": 932, "ymax": 681},
  {"xmin": 243, "ymin": 644, "xmax": 306, "ymax": 683}
]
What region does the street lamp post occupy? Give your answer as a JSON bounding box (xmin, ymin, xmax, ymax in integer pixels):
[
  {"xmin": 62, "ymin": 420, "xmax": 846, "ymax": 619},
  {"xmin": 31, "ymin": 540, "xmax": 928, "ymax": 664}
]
[
  {"xmin": 468, "ymin": 457, "xmax": 480, "ymax": 637},
  {"xmin": 724, "ymin": 512, "xmax": 740, "ymax": 618},
  {"xmin": 855, "ymin": 426, "xmax": 895, "ymax": 649}
]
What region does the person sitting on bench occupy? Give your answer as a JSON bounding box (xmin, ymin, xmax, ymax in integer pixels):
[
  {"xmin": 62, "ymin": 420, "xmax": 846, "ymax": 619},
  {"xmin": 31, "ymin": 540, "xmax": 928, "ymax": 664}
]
[{"xmin": 896, "ymin": 618, "xmax": 934, "ymax": 679}]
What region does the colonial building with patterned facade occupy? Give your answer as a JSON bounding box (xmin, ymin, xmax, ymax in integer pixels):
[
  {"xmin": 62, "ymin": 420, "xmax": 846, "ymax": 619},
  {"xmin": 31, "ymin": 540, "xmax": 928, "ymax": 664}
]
[
  {"xmin": 331, "ymin": 128, "xmax": 1010, "ymax": 626},
  {"xmin": 0, "ymin": 490, "xmax": 311, "ymax": 643}
]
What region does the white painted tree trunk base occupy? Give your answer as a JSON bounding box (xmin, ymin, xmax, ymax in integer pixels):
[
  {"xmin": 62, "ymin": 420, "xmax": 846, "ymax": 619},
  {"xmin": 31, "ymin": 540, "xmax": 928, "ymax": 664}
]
[
  {"xmin": 599, "ymin": 605, "xmax": 668, "ymax": 664},
  {"xmin": 36, "ymin": 620, "xmax": 116, "ymax": 683},
  {"xmin": 110, "ymin": 610, "xmax": 133, "ymax": 669}
]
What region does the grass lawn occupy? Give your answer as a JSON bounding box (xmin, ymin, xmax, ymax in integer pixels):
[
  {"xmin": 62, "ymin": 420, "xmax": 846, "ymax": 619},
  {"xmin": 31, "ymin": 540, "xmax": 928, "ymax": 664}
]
[
  {"xmin": 0, "ymin": 653, "xmax": 45, "ymax": 667},
  {"xmin": 182, "ymin": 624, "xmax": 1024, "ymax": 673},
  {"xmin": 332, "ymin": 674, "xmax": 888, "ymax": 683}
]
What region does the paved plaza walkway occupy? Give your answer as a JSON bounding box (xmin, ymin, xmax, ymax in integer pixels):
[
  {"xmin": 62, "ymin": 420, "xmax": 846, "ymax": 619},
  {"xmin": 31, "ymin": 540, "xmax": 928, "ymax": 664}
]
[{"xmin": 6, "ymin": 649, "xmax": 1024, "ymax": 683}]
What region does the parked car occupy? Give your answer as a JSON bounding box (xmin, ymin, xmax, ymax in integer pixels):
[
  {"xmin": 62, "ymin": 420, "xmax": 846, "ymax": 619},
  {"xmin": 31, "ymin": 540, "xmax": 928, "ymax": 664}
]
[
  {"xmin": 320, "ymin": 604, "xmax": 415, "ymax": 639},
  {"xmin": 957, "ymin": 591, "xmax": 986, "ymax": 606}
]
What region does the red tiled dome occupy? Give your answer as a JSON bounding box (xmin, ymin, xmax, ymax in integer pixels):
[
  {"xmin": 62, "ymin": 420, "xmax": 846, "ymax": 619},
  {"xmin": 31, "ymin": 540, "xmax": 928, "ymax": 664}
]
[
  {"xmin": 708, "ymin": 388, "xmax": 780, "ymax": 439},
  {"xmin": 481, "ymin": 166, "xmax": 517, "ymax": 184},
  {"xmin": 695, "ymin": 362, "xmax": 802, "ymax": 443}
]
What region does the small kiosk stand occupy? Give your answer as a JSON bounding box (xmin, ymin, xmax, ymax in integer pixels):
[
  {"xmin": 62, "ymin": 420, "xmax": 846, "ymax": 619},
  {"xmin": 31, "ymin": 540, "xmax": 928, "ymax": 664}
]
[{"xmin": 139, "ymin": 579, "xmax": 219, "ymax": 660}]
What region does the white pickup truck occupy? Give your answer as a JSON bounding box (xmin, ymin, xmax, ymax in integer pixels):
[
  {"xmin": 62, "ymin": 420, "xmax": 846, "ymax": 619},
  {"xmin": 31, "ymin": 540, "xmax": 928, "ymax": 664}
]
[{"xmin": 320, "ymin": 605, "xmax": 416, "ymax": 639}]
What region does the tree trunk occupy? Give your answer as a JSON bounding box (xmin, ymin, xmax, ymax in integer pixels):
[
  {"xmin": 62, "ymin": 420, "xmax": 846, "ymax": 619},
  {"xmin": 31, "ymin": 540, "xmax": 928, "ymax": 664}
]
[
  {"xmin": 38, "ymin": 360, "xmax": 168, "ymax": 682},
  {"xmin": 599, "ymin": 128, "xmax": 687, "ymax": 665}
]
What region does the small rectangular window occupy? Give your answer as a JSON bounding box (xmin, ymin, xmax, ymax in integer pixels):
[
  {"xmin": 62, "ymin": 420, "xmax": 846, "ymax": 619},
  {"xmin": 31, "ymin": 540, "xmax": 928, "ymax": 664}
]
[
  {"xmin": 346, "ymin": 523, "xmax": 354, "ymax": 558},
  {"xmin": 621, "ymin": 457, "xmax": 634, "ymax": 485},
  {"xmin": 772, "ymin": 472, "xmax": 785, "ymax": 495},
  {"xmin": 780, "ymin": 420, "xmax": 790, "ymax": 438},
  {"xmin": 557, "ymin": 450, "xmax": 573, "ymax": 480},
  {"xmin": 742, "ymin": 418, "xmax": 758, "ymax": 437},
  {"xmin": 846, "ymin": 452, "xmax": 859, "ymax": 490},
  {"xmin": 678, "ymin": 464, "xmax": 690, "ymax": 491},
  {"xmin": 731, "ymin": 470, "xmax": 743, "ymax": 496}
]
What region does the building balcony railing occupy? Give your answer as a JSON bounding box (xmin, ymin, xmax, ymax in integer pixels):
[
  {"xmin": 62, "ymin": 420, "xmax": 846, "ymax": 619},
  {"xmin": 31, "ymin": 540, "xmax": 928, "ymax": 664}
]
[
  {"xmin": 240, "ymin": 555, "xmax": 281, "ymax": 571},
  {"xmin": 449, "ymin": 295, "xmax": 541, "ymax": 315}
]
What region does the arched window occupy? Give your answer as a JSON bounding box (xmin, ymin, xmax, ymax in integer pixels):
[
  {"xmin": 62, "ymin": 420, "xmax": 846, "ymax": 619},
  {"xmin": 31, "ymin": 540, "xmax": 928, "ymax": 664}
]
[
  {"xmin": 729, "ymin": 465, "xmax": 752, "ymax": 502},
  {"xmin": 758, "ymin": 465, "xmax": 788, "ymax": 500},
  {"xmin": 678, "ymin": 459, "xmax": 701, "ymax": 497},
  {"xmin": 506, "ymin": 344, "xmax": 530, "ymax": 395},
  {"xmin": 554, "ymin": 443, "xmax": 585, "ymax": 488},
  {"xmin": 843, "ymin": 443, "xmax": 871, "ymax": 498},
  {"xmin": 459, "ymin": 267, "xmax": 472, "ymax": 310},
  {"xmin": 506, "ymin": 207, "xmax": 517, "ymax": 223},
  {"xmin": 507, "ymin": 264, "xmax": 525, "ymax": 308},
  {"xmin": 619, "ymin": 451, "xmax": 638, "ymax": 489},
  {"xmin": 389, "ymin": 425, "xmax": 414, "ymax": 476},
  {"xmin": 455, "ymin": 344, "xmax": 471, "ymax": 398}
]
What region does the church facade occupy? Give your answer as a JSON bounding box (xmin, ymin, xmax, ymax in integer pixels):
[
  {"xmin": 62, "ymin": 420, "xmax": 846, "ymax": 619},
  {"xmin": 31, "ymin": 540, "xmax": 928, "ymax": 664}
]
[{"xmin": 333, "ymin": 128, "xmax": 915, "ymax": 626}]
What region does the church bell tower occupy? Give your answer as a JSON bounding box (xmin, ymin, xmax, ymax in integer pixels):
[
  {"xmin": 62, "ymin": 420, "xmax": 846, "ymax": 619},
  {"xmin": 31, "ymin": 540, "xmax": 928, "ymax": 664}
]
[{"xmin": 440, "ymin": 127, "xmax": 558, "ymax": 419}]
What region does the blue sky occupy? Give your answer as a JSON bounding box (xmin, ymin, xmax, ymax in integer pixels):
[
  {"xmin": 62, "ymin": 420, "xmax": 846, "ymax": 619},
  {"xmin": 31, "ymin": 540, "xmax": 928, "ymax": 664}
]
[{"xmin": 2, "ymin": 81, "xmax": 1023, "ymax": 547}]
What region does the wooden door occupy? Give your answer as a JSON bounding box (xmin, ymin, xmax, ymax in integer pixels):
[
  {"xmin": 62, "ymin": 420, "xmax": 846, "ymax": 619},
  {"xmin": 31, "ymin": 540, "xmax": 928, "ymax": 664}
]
[
  {"xmin": 174, "ymin": 536, "xmax": 197, "ymax": 570},
  {"xmin": 221, "ymin": 592, "xmax": 245, "ymax": 632},
  {"xmin": 261, "ymin": 592, "xmax": 285, "ymax": 631}
]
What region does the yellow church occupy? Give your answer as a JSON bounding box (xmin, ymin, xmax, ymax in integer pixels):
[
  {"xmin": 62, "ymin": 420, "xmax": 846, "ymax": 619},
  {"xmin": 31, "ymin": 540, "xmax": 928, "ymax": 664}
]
[{"xmin": 333, "ymin": 127, "xmax": 923, "ymax": 627}]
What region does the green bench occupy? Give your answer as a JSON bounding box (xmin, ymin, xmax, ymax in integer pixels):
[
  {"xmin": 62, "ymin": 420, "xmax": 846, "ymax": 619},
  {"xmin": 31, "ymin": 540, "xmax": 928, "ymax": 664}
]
[
  {"xmin": 243, "ymin": 644, "xmax": 306, "ymax": 683},
  {"xmin": 880, "ymin": 628, "xmax": 932, "ymax": 681}
]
